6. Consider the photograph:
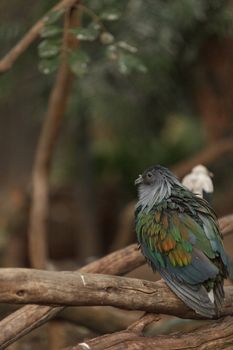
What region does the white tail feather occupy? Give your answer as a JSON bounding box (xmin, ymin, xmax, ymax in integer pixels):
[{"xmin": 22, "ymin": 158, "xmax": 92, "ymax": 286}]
[{"xmin": 208, "ymin": 289, "xmax": 215, "ymax": 304}]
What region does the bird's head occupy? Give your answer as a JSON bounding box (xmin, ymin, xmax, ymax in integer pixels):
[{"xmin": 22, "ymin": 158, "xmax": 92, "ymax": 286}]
[{"xmin": 135, "ymin": 165, "xmax": 179, "ymax": 210}]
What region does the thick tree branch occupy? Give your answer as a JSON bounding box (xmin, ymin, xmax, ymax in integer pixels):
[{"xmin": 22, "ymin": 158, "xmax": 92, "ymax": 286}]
[
  {"xmin": 0, "ymin": 268, "xmax": 232, "ymax": 319},
  {"xmin": 70, "ymin": 316, "xmax": 233, "ymax": 350},
  {"xmin": 80, "ymin": 244, "xmax": 144, "ymax": 275},
  {"xmin": 126, "ymin": 313, "xmax": 160, "ymax": 333},
  {"xmin": 219, "ymin": 214, "xmax": 233, "ymax": 237},
  {"xmin": 0, "ymin": 244, "xmax": 144, "ymax": 348},
  {"xmin": 0, "ymin": 0, "xmax": 79, "ymax": 72},
  {"xmin": 0, "ymin": 214, "xmax": 232, "ymax": 347},
  {"xmin": 58, "ymin": 307, "xmax": 141, "ymax": 334}
]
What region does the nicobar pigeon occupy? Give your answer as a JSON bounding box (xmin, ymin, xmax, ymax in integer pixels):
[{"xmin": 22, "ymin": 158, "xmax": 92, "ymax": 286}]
[
  {"xmin": 135, "ymin": 165, "xmax": 228, "ymax": 318},
  {"xmin": 182, "ymin": 165, "xmax": 214, "ymax": 204}
]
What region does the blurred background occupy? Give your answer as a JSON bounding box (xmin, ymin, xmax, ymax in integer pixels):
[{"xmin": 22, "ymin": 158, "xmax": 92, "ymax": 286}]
[{"xmin": 0, "ymin": 0, "xmax": 233, "ymax": 348}]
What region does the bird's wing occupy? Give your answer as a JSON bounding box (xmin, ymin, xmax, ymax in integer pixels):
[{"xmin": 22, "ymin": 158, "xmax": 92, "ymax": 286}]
[
  {"xmin": 136, "ymin": 209, "xmax": 225, "ymax": 317},
  {"xmin": 189, "ymin": 195, "xmax": 228, "ymax": 268},
  {"xmin": 137, "ymin": 209, "xmax": 220, "ymax": 280}
]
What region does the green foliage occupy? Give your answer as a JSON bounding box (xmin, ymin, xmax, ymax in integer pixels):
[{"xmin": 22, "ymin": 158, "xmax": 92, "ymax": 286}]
[
  {"xmin": 38, "ymin": 9, "xmax": 64, "ymax": 75},
  {"xmin": 100, "ymin": 9, "xmax": 121, "ymax": 21},
  {"xmin": 38, "ymin": 57, "xmax": 59, "ymax": 74},
  {"xmin": 38, "ymin": 39, "xmax": 61, "ymax": 58},
  {"xmin": 118, "ymin": 52, "xmax": 147, "ymax": 74},
  {"xmin": 41, "ymin": 24, "xmax": 62, "ymax": 38},
  {"xmin": 100, "ymin": 32, "xmax": 115, "ymax": 45},
  {"xmin": 38, "ymin": 2, "xmax": 146, "ymax": 77},
  {"xmin": 1, "ymin": 0, "xmax": 233, "ymax": 200},
  {"xmin": 69, "ymin": 50, "xmax": 91, "ymax": 76},
  {"xmin": 70, "ymin": 22, "xmax": 101, "ymax": 42},
  {"xmin": 44, "ymin": 8, "xmax": 65, "ymax": 25}
]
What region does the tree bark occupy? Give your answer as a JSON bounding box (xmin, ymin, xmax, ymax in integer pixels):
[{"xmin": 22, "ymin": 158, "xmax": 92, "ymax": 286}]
[
  {"xmin": 70, "ymin": 316, "xmax": 233, "ymax": 350},
  {"xmin": 0, "ymin": 268, "xmax": 232, "ymax": 320},
  {"xmin": 0, "ymin": 244, "xmax": 144, "ymax": 348},
  {"xmin": 0, "ymin": 213, "xmax": 232, "ymax": 348},
  {"xmin": 58, "ymin": 307, "xmax": 141, "ymax": 334}
]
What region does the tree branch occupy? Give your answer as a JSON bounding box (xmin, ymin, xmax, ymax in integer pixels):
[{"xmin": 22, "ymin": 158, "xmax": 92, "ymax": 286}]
[
  {"xmin": 70, "ymin": 316, "xmax": 233, "ymax": 350},
  {"xmin": 28, "ymin": 6, "xmax": 80, "ymax": 269},
  {"xmin": 0, "ymin": 244, "xmax": 144, "ymax": 348},
  {"xmin": 0, "ymin": 268, "xmax": 232, "ymax": 319},
  {"xmin": 58, "ymin": 307, "xmax": 142, "ymax": 334},
  {"xmin": 219, "ymin": 214, "xmax": 233, "ymax": 237},
  {"xmin": 172, "ymin": 138, "xmax": 233, "ymax": 178},
  {"xmin": 0, "ymin": 214, "xmax": 232, "ymax": 347},
  {"xmin": 126, "ymin": 313, "xmax": 160, "ymax": 333},
  {"xmin": 0, "ymin": 0, "xmax": 79, "ymax": 72}
]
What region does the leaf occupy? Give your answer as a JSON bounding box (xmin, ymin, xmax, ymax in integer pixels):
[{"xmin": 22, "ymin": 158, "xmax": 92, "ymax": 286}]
[
  {"xmin": 101, "ymin": 9, "xmax": 121, "ymax": 21},
  {"xmin": 117, "ymin": 41, "xmax": 138, "ymax": 54},
  {"xmin": 45, "ymin": 9, "xmax": 64, "ymax": 25},
  {"xmin": 41, "ymin": 24, "xmax": 62, "ymax": 38},
  {"xmin": 106, "ymin": 45, "xmax": 118, "ymax": 61},
  {"xmin": 88, "ymin": 21, "xmax": 101, "ymax": 32},
  {"xmin": 38, "ymin": 39, "xmax": 60, "ymax": 58},
  {"xmin": 70, "ymin": 22, "xmax": 100, "ymax": 41},
  {"xmin": 100, "ymin": 32, "xmax": 115, "ymax": 45},
  {"xmin": 118, "ymin": 53, "xmax": 148, "ymax": 75},
  {"xmin": 38, "ymin": 58, "xmax": 59, "ymax": 75},
  {"xmin": 69, "ymin": 50, "xmax": 90, "ymax": 77},
  {"xmin": 70, "ymin": 28, "xmax": 97, "ymax": 41}
]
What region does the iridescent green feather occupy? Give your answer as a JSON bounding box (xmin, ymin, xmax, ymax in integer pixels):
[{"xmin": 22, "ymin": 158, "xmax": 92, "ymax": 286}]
[
  {"xmin": 181, "ymin": 213, "xmax": 215, "ymax": 259},
  {"xmin": 136, "ymin": 209, "xmax": 194, "ymax": 268}
]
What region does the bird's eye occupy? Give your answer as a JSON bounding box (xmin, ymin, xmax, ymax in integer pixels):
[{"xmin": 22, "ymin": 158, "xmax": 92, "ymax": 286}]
[{"xmin": 147, "ymin": 172, "xmax": 153, "ymax": 178}]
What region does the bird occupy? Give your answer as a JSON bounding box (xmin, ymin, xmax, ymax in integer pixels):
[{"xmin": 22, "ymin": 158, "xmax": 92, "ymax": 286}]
[
  {"xmin": 135, "ymin": 165, "xmax": 228, "ymax": 318},
  {"xmin": 182, "ymin": 164, "xmax": 214, "ymax": 204}
]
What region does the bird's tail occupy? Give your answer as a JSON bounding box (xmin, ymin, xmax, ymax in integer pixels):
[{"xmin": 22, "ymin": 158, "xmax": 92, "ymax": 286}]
[{"xmin": 160, "ymin": 269, "xmax": 217, "ymax": 318}]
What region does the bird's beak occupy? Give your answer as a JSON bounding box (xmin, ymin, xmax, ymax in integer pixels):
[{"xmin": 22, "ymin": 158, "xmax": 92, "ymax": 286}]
[
  {"xmin": 209, "ymin": 171, "xmax": 214, "ymax": 178},
  {"xmin": 135, "ymin": 174, "xmax": 143, "ymax": 185}
]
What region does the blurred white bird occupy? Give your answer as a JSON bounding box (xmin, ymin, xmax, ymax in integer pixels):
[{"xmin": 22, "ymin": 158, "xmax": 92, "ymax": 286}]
[{"xmin": 182, "ymin": 164, "xmax": 213, "ymax": 203}]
